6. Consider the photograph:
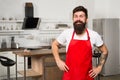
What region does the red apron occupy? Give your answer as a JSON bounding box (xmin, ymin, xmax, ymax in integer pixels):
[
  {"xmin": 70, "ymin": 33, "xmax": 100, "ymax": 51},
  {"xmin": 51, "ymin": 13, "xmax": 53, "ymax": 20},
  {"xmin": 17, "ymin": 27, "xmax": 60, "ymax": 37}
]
[{"xmin": 62, "ymin": 29, "xmax": 94, "ymax": 80}]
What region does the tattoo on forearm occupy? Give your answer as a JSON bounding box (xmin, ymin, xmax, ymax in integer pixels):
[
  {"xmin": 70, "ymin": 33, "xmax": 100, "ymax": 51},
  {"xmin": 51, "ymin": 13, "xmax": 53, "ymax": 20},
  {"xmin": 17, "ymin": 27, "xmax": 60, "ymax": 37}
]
[{"xmin": 98, "ymin": 53, "xmax": 108, "ymax": 67}]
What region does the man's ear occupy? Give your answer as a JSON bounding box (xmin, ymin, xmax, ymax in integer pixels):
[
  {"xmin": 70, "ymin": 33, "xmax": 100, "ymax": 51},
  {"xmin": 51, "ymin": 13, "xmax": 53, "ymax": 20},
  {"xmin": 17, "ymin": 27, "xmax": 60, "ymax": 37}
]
[{"xmin": 86, "ymin": 18, "xmax": 88, "ymax": 23}]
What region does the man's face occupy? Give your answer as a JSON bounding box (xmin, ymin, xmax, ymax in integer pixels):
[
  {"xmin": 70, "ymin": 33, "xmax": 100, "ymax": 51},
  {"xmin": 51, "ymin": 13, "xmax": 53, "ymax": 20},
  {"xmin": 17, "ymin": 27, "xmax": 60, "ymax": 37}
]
[{"xmin": 73, "ymin": 11, "xmax": 87, "ymax": 34}]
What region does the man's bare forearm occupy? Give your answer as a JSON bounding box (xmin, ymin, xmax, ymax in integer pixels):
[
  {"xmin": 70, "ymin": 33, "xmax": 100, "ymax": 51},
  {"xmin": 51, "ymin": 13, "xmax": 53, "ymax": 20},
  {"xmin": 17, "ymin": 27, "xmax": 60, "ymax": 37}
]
[
  {"xmin": 52, "ymin": 40, "xmax": 61, "ymax": 61},
  {"xmin": 98, "ymin": 53, "xmax": 108, "ymax": 67},
  {"xmin": 98, "ymin": 44, "xmax": 108, "ymax": 68}
]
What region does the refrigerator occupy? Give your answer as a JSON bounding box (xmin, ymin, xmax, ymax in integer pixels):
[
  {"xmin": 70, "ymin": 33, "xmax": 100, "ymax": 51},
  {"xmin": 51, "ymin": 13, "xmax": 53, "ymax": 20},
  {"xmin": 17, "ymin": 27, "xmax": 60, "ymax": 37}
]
[{"xmin": 93, "ymin": 18, "xmax": 120, "ymax": 76}]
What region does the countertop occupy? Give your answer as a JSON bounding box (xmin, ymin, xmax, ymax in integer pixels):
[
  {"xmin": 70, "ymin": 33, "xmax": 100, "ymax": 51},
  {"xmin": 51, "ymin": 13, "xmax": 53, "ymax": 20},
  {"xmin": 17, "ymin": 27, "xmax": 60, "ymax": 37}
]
[{"xmin": 12, "ymin": 48, "xmax": 66, "ymax": 57}]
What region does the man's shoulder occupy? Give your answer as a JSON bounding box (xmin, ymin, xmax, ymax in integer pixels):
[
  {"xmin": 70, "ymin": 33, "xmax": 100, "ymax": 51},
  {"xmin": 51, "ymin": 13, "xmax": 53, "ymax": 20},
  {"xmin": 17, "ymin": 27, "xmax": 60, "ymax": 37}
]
[
  {"xmin": 87, "ymin": 28, "xmax": 100, "ymax": 38},
  {"xmin": 87, "ymin": 28, "xmax": 98, "ymax": 34}
]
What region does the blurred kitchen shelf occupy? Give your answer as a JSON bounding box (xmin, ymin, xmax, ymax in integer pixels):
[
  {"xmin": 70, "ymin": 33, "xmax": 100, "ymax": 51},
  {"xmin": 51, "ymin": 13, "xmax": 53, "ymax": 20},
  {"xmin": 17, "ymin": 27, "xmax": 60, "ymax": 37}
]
[
  {"xmin": 0, "ymin": 30, "xmax": 25, "ymax": 36},
  {"xmin": 41, "ymin": 19, "xmax": 72, "ymax": 23},
  {"xmin": 38, "ymin": 29, "xmax": 63, "ymax": 34},
  {"xmin": 0, "ymin": 30, "xmax": 24, "ymax": 32},
  {"xmin": 0, "ymin": 20, "xmax": 23, "ymax": 23},
  {"xmin": 39, "ymin": 29, "xmax": 63, "ymax": 31}
]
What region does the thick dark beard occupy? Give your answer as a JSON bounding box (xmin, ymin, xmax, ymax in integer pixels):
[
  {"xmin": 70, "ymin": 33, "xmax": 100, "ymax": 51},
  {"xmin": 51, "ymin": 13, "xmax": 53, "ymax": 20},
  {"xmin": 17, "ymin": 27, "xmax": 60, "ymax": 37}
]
[{"xmin": 73, "ymin": 21, "xmax": 86, "ymax": 34}]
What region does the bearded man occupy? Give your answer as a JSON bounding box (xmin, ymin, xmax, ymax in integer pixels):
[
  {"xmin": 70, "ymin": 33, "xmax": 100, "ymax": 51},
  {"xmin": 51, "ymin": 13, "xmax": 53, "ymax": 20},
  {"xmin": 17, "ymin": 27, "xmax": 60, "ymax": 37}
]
[{"xmin": 52, "ymin": 6, "xmax": 108, "ymax": 80}]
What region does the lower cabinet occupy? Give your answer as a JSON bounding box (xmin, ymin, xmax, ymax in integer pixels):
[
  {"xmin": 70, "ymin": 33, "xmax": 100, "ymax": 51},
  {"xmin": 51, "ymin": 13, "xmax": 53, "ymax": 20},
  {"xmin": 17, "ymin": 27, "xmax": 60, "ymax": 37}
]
[
  {"xmin": 43, "ymin": 54, "xmax": 65, "ymax": 80},
  {"xmin": 44, "ymin": 66, "xmax": 63, "ymax": 80}
]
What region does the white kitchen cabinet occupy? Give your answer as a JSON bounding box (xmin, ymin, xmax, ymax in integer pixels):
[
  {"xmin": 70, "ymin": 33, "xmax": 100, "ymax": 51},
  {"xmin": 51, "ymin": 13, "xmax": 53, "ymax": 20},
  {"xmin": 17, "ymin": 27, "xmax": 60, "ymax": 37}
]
[
  {"xmin": 93, "ymin": 18, "xmax": 120, "ymax": 76},
  {"xmin": 0, "ymin": 51, "xmax": 27, "ymax": 79}
]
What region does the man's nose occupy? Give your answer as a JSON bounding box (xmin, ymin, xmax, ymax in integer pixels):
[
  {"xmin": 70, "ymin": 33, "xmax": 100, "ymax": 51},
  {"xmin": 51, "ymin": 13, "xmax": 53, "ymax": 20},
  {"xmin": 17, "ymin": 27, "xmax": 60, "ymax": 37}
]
[{"xmin": 76, "ymin": 17, "xmax": 81, "ymax": 21}]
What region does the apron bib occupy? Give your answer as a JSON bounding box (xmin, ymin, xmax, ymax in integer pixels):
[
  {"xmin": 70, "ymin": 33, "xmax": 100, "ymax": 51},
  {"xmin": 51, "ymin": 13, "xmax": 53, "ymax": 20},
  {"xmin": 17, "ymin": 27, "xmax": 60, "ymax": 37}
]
[{"xmin": 62, "ymin": 29, "xmax": 94, "ymax": 80}]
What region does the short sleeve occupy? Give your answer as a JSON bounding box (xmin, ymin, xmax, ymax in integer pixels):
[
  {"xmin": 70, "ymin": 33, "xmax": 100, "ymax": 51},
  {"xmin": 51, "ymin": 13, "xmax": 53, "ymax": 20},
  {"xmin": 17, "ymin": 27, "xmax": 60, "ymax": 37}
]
[
  {"xmin": 94, "ymin": 32, "xmax": 103, "ymax": 47},
  {"xmin": 56, "ymin": 30, "xmax": 67, "ymax": 45}
]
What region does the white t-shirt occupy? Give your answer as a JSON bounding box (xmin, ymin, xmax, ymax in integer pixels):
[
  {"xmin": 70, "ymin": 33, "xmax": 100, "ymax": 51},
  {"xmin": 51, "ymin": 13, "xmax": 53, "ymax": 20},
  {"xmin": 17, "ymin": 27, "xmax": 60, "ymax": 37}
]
[{"xmin": 57, "ymin": 28, "xmax": 103, "ymax": 52}]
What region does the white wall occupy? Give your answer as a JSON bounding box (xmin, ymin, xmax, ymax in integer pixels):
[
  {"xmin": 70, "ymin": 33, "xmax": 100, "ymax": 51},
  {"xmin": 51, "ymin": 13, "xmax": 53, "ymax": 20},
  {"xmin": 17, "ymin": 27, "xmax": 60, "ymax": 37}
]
[
  {"xmin": 0, "ymin": 0, "xmax": 80, "ymax": 21},
  {"xmin": 108, "ymin": 0, "xmax": 120, "ymax": 18},
  {"xmin": 0, "ymin": 0, "xmax": 24, "ymax": 20},
  {"xmin": 94, "ymin": 0, "xmax": 120, "ymax": 18},
  {"xmin": 0, "ymin": 0, "xmax": 119, "ymax": 28},
  {"xmin": 0, "ymin": 0, "xmax": 95, "ymax": 28},
  {"xmin": 94, "ymin": 0, "xmax": 109, "ymax": 18}
]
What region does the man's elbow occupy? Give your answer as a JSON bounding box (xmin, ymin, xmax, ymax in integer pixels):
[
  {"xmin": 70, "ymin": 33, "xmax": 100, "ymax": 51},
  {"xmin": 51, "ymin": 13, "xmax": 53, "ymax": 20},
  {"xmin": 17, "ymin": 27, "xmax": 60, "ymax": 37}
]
[{"xmin": 52, "ymin": 40, "xmax": 59, "ymax": 48}]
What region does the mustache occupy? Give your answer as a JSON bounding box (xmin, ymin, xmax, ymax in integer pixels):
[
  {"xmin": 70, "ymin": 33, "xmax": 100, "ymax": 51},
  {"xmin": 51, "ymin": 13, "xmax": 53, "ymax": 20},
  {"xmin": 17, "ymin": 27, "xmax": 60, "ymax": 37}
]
[{"xmin": 74, "ymin": 20, "xmax": 84, "ymax": 24}]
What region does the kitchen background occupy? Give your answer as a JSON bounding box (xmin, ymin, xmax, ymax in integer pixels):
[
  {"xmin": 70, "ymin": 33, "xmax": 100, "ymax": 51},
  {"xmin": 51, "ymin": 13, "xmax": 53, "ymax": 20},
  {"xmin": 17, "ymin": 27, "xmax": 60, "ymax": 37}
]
[{"xmin": 0, "ymin": 0, "xmax": 120, "ymax": 79}]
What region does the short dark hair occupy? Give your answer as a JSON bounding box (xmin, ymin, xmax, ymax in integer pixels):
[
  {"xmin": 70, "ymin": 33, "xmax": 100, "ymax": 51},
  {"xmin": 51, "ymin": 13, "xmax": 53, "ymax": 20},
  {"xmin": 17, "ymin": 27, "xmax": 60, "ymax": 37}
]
[{"xmin": 73, "ymin": 6, "xmax": 88, "ymax": 18}]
